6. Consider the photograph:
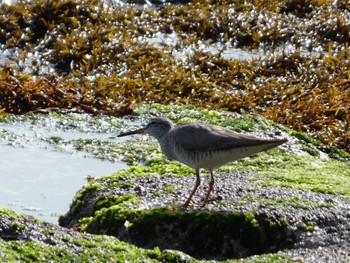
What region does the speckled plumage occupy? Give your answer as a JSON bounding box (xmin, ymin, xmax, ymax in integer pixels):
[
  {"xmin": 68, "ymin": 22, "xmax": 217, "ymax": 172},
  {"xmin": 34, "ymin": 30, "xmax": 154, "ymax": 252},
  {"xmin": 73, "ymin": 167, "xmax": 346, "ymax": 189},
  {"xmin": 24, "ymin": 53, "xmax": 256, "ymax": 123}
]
[{"xmin": 118, "ymin": 117, "xmax": 287, "ymax": 207}]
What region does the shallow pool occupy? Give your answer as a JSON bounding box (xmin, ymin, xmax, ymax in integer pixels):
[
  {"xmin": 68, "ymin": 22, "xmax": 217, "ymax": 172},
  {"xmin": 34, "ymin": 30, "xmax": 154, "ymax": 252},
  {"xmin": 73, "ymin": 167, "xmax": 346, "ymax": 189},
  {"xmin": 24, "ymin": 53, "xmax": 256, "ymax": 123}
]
[{"xmin": 0, "ymin": 114, "xmax": 128, "ymax": 224}]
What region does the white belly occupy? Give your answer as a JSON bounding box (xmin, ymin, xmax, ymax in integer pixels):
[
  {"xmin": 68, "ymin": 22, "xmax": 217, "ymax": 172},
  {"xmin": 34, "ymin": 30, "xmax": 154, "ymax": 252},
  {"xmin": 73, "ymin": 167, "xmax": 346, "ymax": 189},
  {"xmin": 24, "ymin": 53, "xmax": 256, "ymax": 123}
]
[{"xmin": 166, "ymin": 145, "xmax": 265, "ymax": 170}]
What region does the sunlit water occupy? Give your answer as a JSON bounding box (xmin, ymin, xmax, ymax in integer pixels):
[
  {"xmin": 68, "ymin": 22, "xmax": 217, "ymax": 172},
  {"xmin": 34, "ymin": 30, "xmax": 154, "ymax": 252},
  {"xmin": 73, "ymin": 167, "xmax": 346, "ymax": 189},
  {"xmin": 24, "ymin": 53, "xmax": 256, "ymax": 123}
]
[{"xmin": 0, "ymin": 117, "xmax": 127, "ymax": 224}]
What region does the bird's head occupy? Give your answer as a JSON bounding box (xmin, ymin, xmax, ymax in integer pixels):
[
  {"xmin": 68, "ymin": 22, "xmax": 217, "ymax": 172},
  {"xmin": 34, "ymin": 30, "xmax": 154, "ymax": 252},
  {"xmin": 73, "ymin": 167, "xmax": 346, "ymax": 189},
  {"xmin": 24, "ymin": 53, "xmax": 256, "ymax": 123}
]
[{"xmin": 117, "ymin": 117, "xmax": 174, "ymax": 140}]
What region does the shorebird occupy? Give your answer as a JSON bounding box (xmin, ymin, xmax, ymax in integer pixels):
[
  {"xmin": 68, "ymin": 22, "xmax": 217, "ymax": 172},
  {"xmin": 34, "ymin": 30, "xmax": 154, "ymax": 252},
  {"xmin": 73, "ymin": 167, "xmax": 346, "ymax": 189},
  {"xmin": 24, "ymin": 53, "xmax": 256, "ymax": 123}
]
[{"xmin": 118, "ymin": 117, "xmax": 287, "ymax": 207}]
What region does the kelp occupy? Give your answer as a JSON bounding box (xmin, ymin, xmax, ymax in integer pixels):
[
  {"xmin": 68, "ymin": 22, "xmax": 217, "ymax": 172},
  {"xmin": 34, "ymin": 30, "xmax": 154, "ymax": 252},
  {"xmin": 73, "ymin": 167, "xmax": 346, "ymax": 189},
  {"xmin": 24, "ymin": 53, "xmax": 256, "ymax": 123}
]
[{"xmin": 0, "ymin": 0, "xmax": 349, "ymax": 152}]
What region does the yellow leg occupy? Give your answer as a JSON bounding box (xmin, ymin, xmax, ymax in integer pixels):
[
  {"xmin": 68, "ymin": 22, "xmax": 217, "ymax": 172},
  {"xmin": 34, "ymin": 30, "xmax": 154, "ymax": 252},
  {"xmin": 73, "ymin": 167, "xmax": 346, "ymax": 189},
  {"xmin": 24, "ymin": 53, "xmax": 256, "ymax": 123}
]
[
  {"xmin": 200, "ymin": 170, "xmax": 214, "ymax": 207},
  {"xmin": 183, "ymin": 169, "xmax": 201, "ymax": 207}
]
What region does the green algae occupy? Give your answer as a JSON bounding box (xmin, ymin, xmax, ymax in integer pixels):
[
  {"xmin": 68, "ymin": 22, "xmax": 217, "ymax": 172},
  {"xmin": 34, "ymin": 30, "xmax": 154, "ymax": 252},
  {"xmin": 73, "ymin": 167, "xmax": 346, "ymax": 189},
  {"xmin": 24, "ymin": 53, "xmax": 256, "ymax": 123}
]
[
  {"xmin": 153, "ymin": 183, "xmax": 177, "ymax": 197},
  {"xmin": 0, "ymin": 208, "xmax": 194, "ymax": 263},
  {"xmin": 94, "ymin": 194, "xmax": 142, "ymax": 211},
  {"xmin": 71, "ymin": 183, "xmax": 101, "ymax": 213},
  {"xmin": 48, "ymin": 136, "xmax": 62, "ymax": 144},
  {"xmin": 240, "ymin": 153, "xmax": 350, "ymax": 199},
  {"xmin": 219, "ymin": 195, "xmax": 334, "ymax": 210},
  {"xmin": 0, "ymin": 208, "xmax": 315, "ymax": 262},
  {"xmin": 0, "ymin": 208, "xmax": 42, "ymax": 225},
  {"xmin": 78, "ymin": 193, "xmax": 143, "ymax": 233},
  {"xmin": 163, "ymin": 183, "xmax": 177, "ymax": 194},
  {"xmin": 0, "ymin": 240, "xmax": 75, "ymax": 262},
  {"xmin": 0, "ymin": 208, "xmax": 24, "ymax": 219},
  {"xmin": 290, "ymin": 131, "xmax": 321, "ymax": 146},
  {"xmin": 0, "ymin": 228, "xmax": 189, "ymax": 263},
  {"xmin": 81, "ymin": 207, "xmax": 293, "ymax": 260},
  {"xmin": 233, "ymin": 253, "xmax": 293, "ymax": 263},
  {"xmin": 321, "ymin": 145, "xmax": 350, "ymax": 161},
  {"xmin": 296, "ymin": 222, "xmax": 316, "ymax": 233}
]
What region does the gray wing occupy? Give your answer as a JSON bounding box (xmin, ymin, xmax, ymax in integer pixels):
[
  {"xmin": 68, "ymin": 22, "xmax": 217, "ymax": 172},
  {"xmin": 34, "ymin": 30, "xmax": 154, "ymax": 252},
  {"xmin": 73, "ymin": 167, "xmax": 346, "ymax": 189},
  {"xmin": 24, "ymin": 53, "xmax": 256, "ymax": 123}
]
[{"xmin": 169, "ymin": 123, "xmax": 285, "ymax": 152}]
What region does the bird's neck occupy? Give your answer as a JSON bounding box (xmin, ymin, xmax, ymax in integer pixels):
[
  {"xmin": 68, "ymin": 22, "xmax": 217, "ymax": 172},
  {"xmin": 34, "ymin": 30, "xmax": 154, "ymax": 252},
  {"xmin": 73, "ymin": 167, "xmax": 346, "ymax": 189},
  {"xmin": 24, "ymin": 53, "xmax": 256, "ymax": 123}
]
[{"xmin": 148, "ymin": 128, "xmax": 171, "ymax": 141}]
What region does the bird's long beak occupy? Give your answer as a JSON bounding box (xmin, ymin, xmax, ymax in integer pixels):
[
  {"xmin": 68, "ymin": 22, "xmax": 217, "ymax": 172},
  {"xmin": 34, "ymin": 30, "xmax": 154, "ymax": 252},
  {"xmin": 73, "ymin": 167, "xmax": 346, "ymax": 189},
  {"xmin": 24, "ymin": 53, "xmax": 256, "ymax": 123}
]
[{"xmin": 117, "ymin": 127, "xmax": 145, "ymax": 137}]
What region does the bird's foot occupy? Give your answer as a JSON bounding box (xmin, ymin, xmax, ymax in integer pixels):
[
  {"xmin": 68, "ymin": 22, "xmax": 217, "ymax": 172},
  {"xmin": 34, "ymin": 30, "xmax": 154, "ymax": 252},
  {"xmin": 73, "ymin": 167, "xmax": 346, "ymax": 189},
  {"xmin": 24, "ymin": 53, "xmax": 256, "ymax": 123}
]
[
  {"xmin": 199, "ymin": 201, "xmax": 208, "ymax": 208},
  {"xmin": 199, "ymin": 197, "xmax": 211, "ymax": 208},
  {"xmin": 167, "ymin": 202, "xmax": 194, "ymax": 209}
]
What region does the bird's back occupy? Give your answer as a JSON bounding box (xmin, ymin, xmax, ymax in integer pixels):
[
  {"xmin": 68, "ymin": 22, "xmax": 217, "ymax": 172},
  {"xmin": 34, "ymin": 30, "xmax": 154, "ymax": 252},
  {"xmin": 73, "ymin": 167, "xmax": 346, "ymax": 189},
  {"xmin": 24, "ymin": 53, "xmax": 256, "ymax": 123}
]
[{"xmin": 160, "ymin": 122, "xmax": 286, "ymax": 170}]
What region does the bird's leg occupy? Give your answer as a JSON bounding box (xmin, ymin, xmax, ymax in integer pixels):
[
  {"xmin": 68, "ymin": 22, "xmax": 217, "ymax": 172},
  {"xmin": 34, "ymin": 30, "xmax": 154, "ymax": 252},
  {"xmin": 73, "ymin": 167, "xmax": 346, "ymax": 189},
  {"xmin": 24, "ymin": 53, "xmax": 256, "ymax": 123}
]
[
  {"xmin": 200, "ymin": 170, "xmax": 215, "ymax": 207},
  {"xmin": 183, "ymin": 169, "xmax": 201, "ymax": 207}
]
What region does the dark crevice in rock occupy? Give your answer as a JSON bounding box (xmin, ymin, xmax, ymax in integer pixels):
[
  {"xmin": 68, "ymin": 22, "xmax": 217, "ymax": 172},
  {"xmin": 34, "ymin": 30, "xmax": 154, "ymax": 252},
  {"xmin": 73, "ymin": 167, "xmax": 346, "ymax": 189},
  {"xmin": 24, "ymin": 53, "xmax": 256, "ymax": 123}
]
[{"xmin": 88, "ymin": 209, "xmax": 296, "ymax": 260}]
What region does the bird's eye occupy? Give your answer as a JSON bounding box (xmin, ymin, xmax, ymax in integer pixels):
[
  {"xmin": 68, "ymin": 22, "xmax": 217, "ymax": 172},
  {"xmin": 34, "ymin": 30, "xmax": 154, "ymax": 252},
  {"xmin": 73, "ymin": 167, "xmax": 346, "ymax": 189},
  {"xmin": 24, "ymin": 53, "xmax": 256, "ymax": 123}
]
[{"xmin": 148, "ymin": 120, "xmax": 157, "ymax": 126}]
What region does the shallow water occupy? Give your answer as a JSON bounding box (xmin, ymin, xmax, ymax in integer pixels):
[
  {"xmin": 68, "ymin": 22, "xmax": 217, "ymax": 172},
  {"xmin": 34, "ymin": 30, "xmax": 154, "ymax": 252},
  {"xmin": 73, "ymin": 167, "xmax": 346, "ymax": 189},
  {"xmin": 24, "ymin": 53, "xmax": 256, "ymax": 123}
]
[{"xmin": 0, "ymin": 114, "xmax": 128, "ymax": 224}]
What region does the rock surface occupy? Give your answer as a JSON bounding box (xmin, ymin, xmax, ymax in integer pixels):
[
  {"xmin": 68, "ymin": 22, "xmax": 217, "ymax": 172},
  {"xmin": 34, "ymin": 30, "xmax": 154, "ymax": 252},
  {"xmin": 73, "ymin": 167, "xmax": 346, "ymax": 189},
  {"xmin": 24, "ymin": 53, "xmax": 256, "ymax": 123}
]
[
  {"xmin": 0, "ymin": 209, "xmax": 194, "ymax": 262},
  {"xmin": 59, "ymin": 170, "xmax": 350, "ymax": 261}
]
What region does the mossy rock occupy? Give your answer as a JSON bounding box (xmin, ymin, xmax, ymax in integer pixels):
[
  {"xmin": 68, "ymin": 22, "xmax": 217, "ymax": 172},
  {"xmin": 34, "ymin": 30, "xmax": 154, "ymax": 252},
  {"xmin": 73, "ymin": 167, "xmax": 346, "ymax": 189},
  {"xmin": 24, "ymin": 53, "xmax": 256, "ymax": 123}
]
[
  {"xmin": 83, "ymin": 205, "xmax": 294, "ymax": 260},
  {"xmin": 59, "ymin": 170, "xmax": 350, "ymax": 261},
  {"xmin": 0, "ymin": 208, "xmax": 193, "ymax": 262}
]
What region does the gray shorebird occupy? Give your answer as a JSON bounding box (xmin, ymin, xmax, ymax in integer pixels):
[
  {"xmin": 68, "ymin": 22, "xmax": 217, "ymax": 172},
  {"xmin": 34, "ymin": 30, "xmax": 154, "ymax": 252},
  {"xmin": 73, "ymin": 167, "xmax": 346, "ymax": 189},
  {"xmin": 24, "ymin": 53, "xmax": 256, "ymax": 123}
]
[{"xmin": 118, "ymin": 117, "xmax": 287, "ymax": 207}]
